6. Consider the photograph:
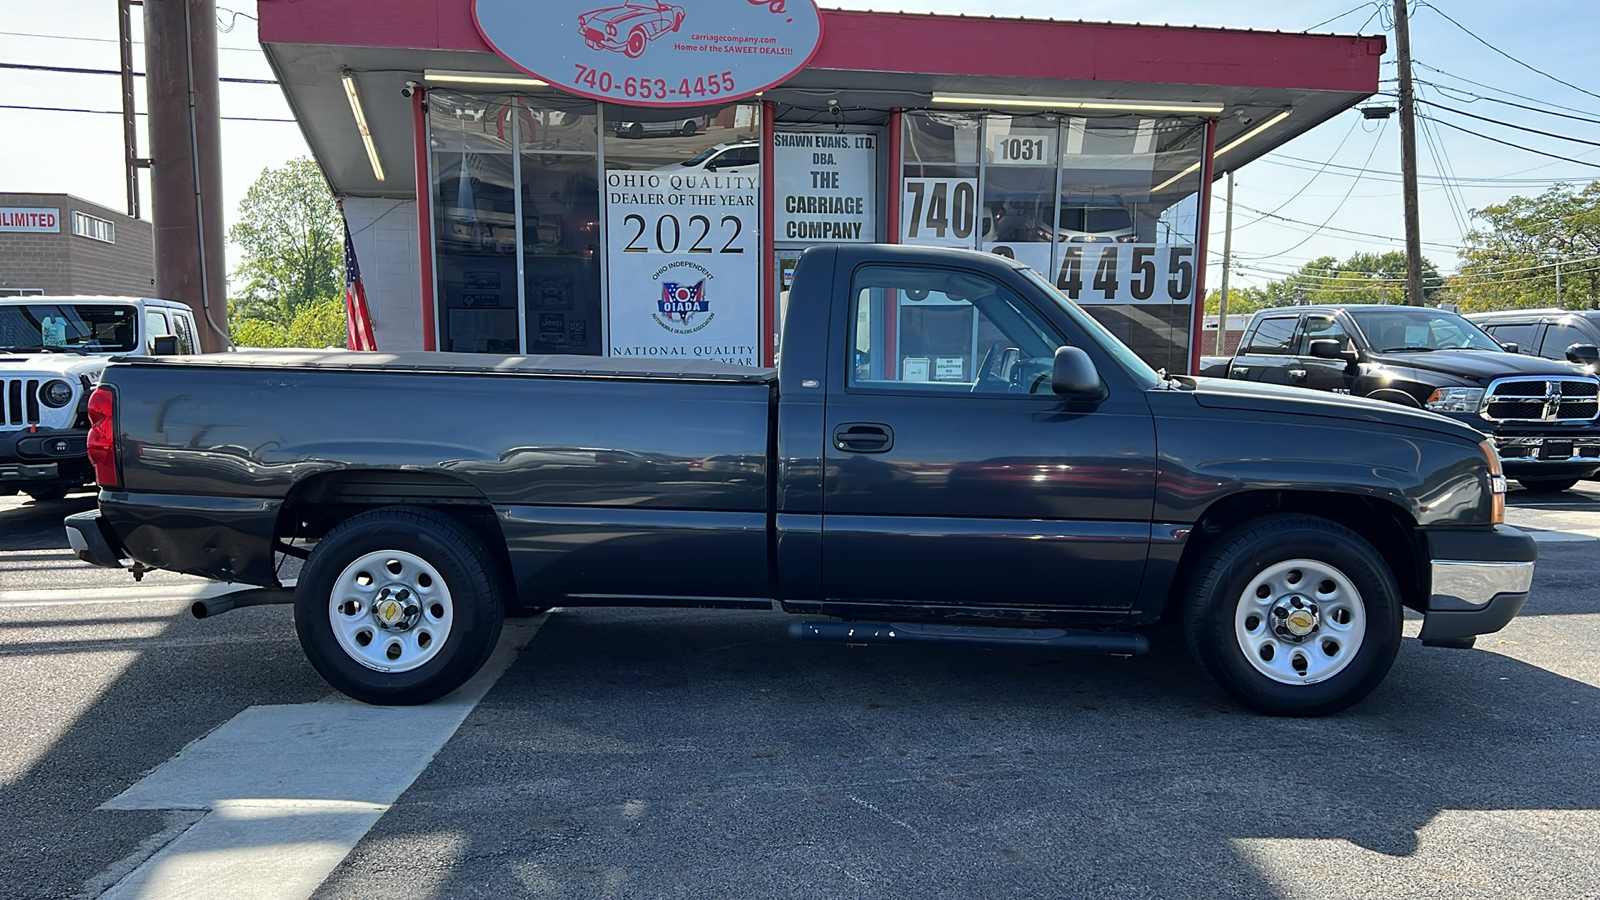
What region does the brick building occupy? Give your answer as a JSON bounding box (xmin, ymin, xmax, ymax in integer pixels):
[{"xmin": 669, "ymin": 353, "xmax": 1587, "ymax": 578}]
[{"xmin": 0, "ymin": 193, "xmax": 155, "ymax": 298}]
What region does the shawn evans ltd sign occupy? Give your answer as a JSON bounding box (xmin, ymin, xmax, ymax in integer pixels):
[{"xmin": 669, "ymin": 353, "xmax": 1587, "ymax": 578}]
[{"xmin": 474, "ymin": 0, "xmax": 824, "ymax": 108}]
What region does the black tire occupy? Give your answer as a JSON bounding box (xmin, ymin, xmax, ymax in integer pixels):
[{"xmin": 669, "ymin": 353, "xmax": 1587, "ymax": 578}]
[
  {"xmin": 1183, "ymin": 514, "xmax": 1403, "ymax": 717},
  {"xmin": 295, "ymin": 506, "xmax": 505, "ymax": 705},
  {"xmin": 1516, "ymin": 477, "xmax": 1580, "ymax": 493},
  {"xmin": 680, "ymin": 119, "xmax": 697, "ymax": 136},
  {"xmin": 628, "ymin": 122, "xmax": 644, "ymax": 139},
  {"xmin": 26, "ymin": 485, "xmax": 71, "ymax": 503}
]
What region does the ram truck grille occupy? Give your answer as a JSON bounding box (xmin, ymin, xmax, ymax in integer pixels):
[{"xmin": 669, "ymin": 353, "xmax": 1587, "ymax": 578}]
[
  {"xmin": 1, "ymin": 378, "xmax": 42, "ymax": 427},
  {"xmin": 1482, "ymin": 377, "xmax": 1600, "ymax": 423}
]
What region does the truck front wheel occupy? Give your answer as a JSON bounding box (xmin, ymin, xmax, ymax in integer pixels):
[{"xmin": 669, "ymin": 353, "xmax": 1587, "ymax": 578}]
[
  {"xmin": 1183, "ymin": 514, "xmax": 1402, "ymax": 716},
  {"xmin": 295, "ymin": 507, "xmax": 505, "ymax": 705}
]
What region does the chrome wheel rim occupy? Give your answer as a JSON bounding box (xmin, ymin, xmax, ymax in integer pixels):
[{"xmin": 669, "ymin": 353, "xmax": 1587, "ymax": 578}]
[
  {"xmin": 329, "ymin": 550, "xmax": 454, "ymax": 673},
  {"xmin": 1234, "ymin": 559, "xmax": 1366, "ymax": 685}
]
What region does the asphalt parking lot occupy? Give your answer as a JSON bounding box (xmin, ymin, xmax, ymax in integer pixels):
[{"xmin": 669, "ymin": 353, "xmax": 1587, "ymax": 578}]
[{"xmin": 2, "ymin": 487, "xmax": 1598, "ymax": 899}]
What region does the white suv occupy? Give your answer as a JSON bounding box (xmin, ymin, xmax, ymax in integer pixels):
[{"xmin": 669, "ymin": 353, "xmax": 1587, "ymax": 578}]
[{"xmin": 0, "ymin": 296, "xmax": 199, "ymax": 502}]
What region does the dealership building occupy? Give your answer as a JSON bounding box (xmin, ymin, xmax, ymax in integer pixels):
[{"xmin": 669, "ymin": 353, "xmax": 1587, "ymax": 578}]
[{"xmin": 258, "ymin": 0, "xmax": 1384, "ymax": 373}]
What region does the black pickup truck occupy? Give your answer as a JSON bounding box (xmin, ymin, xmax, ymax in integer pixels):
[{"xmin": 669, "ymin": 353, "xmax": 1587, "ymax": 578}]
[
  {"xmin": 66, "ymin": 245, "xmax": 1534, "ymax": 717},
  {"xmin": 1201, "ymin": 304, "xmax": 1600, "ymax": 492}
]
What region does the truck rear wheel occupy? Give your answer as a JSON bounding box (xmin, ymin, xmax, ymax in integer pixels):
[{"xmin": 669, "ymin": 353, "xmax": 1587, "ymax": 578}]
[
  {"xmin": 1183, "ymin": 514, "xmax": 1402, "ymax": 717},
  {"xmin": 295, "ymin": 507, "xmax": 504, "ymax": 705}
]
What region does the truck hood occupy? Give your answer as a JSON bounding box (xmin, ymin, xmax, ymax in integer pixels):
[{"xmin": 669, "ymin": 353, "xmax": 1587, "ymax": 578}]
[
  {"xmin": 1372, "ymin": 349, "xmax": 1579, "ymax": 383},
  {"xmin": 1186, "ymin": 375, "xmax": 1485, "ymax": 442},
  {"xmin": 0, "ymin": 353, "xmax": 109, "ymax": 378}
]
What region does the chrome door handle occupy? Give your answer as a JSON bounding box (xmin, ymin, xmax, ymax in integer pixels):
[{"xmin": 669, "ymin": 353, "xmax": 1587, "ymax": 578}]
[{"xmin": 1289, "ymin": 369, "xmax": 1307, "ymax": 380}]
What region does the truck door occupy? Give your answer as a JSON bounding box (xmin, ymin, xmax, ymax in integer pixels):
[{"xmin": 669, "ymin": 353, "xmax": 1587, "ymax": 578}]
[
  {"xmin": 1294, "ymin": 314, "xmax": 1357, "ymax": 394},
  {"xmin": 1229, "ymin": 314, "xmax": 1300, "ymax": 384},
  {"xmin": 820, "ymin": 262, "xmax": 1157, "ymax": 610}
]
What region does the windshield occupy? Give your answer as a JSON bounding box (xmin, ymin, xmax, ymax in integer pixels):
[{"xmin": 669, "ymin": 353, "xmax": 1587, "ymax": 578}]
[
  {"xmin": 1349, "ymin": 308, "xmax": 1502, "ymax": 352},
  {"xmin": 1019, "ymin": 267, "xmax": 1161, "ymax": 389},
  {"xmin": 679, "ymin": 144, "xmax": 728, "ymax": 167},
  {"xmin": 0, "ymin": 303, "xmax": 139, "ymax": 353}
]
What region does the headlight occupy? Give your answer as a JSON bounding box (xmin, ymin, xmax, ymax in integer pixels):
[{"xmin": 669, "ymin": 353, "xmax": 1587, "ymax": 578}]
[
  {"xmin": 40, "ymin": 379, "xmax": 73, "ymax": 408},
  {"xmin": 1426, "ymin": 387, "xmax": 1484, "ymax": 413}
]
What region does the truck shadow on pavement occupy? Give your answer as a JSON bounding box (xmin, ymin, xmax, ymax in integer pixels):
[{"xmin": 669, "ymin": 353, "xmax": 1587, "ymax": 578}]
[{"xmin": 311, "ymin": 605, "xmax": 1600, "ymax": 900}]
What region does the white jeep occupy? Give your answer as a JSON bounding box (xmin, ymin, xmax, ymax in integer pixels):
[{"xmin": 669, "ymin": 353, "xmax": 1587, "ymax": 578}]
[{"xmin": 0, "ymin": 296, "xmax": 199, "ymax": 502}]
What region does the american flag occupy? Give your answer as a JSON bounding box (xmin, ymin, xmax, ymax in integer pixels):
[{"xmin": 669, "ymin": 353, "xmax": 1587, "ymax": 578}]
[{"xmin": 344, "ymin": 222, "xmax": 377, "ymax": 351}]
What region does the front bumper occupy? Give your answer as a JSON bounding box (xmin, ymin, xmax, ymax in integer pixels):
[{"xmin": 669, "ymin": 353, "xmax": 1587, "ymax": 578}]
[
  {"xmin": 0, "ymin": 426, "xmax": 89, "ymax": 485},
  {"xmin": 1417, "ymin": 525, "xmax": 1537, "ymax": 646}
]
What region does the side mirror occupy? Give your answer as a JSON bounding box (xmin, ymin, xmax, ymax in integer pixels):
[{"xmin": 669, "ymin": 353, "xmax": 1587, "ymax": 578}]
[
  {"xmin": 1566, "ymin": 344, "xmax": 1600, "ymax": 367},
  {"xmin": 1051, "ymin": 346, "xmax": 1103, "ymax": 398},
  {"xmin": 1307, "ymin": 339, "xmax": 1343, "ymax": 360},
  {"xmin": 152, "ymin": 335, "xmax": 179, "ymax": 355},
  {"xmin": 1500, "ymin": 342, "xmax": 1519, "ymax": 354}
]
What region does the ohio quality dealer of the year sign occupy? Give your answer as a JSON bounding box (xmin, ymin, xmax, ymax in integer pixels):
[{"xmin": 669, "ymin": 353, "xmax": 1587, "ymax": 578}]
[{"xmin": 474, "ymin": 0, "xmax": 824, "ymax": 107}]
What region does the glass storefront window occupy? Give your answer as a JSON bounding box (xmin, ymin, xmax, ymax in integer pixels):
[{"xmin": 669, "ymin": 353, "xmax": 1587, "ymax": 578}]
[
  {"xmin": 602, "ymin": 103, "xmax": 761, "ymax": 173},
  {"xmin": 900, "ymin": 110, "xmax": 1208, "ymax": 373},
  {"xmin": 430, "ymin": 90, "xmax": 602, "ymax": 355}
]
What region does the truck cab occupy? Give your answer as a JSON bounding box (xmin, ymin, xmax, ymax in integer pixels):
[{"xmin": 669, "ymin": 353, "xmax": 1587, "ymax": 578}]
[
  {"xmin": 1202, "ymin": 304, "xmax": 1600, "ymax": 492},
  {"xmin": 0, "ymin": 296, "xmax": 198, "ymax": 501}
]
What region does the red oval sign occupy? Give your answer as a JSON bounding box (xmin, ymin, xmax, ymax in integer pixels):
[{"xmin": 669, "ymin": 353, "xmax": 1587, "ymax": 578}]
[{"xmin": 474, "ymin": 0, "xmax": 824, "ymax": 108}]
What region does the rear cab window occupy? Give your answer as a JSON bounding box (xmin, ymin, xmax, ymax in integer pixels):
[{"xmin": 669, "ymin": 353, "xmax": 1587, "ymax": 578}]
[{"xmin": 1242, "ymin": 315, "xmax": 1298, "ymax": 355}]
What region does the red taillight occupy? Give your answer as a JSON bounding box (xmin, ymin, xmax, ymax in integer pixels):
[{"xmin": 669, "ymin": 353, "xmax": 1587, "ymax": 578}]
[{"xmin": 86, "ymin": 387, "xmax": 119, "ymax": 488}]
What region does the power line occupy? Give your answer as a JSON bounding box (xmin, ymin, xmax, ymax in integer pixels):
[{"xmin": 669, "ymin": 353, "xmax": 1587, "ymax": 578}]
[
  {"xmin": 1416, "ymin": 2, "xmax": 1600, "ymax": 105},
  {"xmin": 1302, "ymin": 1, "xmax": 1381, "ymax": 32},
  {"xmin": 0, "ymin": 60, "xmax": 275, "ymax": 84},
  {"xmin": 0, "ymin": 29, "xmax": 265, "ymax": 53},
  {"xmin": 1420, "ymin": 97, "xmax": 1600, "ymax": 151},
  {"xmin": 1229, "ymin": 116, "xmax": 1360, "ymax": 234},
  {"xmin": 1420, "ymin": 115, "xmax": 1600, "ymax": 170},
  {"xmin": 0, "ymin": 102, "xmax": 293, "ymax": 123},
  {"xmin": 1244, "ymin": 119, "xmax": 1391, "ymax": 261},
  {"xmin": 1233, "ymin": 202, "xmax": 1461, "ymax": 251},
  {"xmin": 1419, "ymin": 80, "xmax": 1600, "ymax": 128}
]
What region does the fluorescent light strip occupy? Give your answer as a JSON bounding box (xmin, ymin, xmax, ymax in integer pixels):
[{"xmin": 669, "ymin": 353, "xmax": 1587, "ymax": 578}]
[
  {"xmin": 1151, "ymin": 109, "xmax": 1292, "ymax": 193},
  {"xmin": 424, "ymin": 69, "xmax": 549, "ymax": 88},
  {"xmin": 341, "ymin": 70, "xmax": 384, "ymax": 182},
  {"xmin": 930, "ymin": 93, "xmax": 1224, "ymax": 115}
]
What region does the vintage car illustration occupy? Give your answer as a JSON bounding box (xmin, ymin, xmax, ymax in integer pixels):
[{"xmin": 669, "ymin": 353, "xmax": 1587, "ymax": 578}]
[{"xmin": 579, "ymin": 1, "xmax": 686, "ymax": 59}]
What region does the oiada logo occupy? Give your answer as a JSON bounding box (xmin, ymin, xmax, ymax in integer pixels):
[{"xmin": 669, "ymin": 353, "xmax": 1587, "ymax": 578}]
[
  {"xmin": 656, "ymin": 279, "xmax": 710, "ymax": 333},
  {"xmin": 473, "ymin": 0, "xmax": 824, "ymax": 108}
]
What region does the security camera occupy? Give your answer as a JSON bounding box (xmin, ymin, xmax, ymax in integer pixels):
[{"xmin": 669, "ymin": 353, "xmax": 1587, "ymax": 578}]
[
  {"xmin": 1236, "ymin": 112, "xmax": 1254, "ymax": 127},
  {"xmin": 827, "ymin": 98, "xmax": 839, "ymax": 109},
  {"xmin": 402, "ymin": 81, "xmax": 421, "ymax": 98}
]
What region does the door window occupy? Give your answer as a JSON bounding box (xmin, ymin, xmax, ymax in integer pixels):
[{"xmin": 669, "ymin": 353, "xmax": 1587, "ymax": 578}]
[
  {"xmin": 144, "ymin": 311, "xmax": 169, "ymax": 353},
  {"xmin": 848, "ymin": 265, "xmax": 1067, "ymax": 394},
  {"xmin": 1296, "ymin": 316, "xmax": 1351, "ymax": 355},
  {"xmin": 1483, "ymin": 322, "xmax": 1539, "ymax": 352},
  {"xmin": 1241, "ymin": 316, "xmax": 1297, "ymax": 355},
  {"xmin": 1540, "ymin": 323, "xmax": 1591, "ymax": 359},
  {"xmin": 172, "ymin": 313, "xmax": 198, "ymax": 354}
]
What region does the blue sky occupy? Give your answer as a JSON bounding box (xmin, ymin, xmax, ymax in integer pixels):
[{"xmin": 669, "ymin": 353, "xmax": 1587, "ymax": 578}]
[{"xmin": 2, "ymin": 0, "xmax": 1597, "ymax": 287}]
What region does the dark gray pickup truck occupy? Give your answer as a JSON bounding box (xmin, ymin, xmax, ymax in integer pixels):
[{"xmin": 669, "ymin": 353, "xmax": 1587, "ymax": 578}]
[{"xmin": 67, "ymin": 245, "xmax": 1534, "ymax": 717}]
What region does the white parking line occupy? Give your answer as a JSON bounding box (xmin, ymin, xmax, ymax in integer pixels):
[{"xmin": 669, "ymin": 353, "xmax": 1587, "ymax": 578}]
[
  {"xmin": 92, "ymin": 619, "xmax": 542, "ymax": 900},
  {"xmin": 0, "ymin": 582, "xmax": 230, "ymax": 607}
]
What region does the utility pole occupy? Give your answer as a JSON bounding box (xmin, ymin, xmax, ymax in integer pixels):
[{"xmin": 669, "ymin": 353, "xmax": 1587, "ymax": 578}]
[
  {"xmin": 144, "ymin": 0, "xmax": 231, "ymax": 351},
  {"xmin": 118, "ymin": 0, "xmax": 145, "ymax": 219},
  {"xmin": 1394, "ymin": 0, "xmax": 1426, "ymax": 306},
  {"xmin": 1216, "ymin": 170, "xmax": 1234, "ymax": 356}
]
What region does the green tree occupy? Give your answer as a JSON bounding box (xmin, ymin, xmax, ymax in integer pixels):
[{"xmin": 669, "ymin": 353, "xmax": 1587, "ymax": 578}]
[
  {"xmin": 1210, "ymin": 252, "xmax": 1442, "ymax": 313},
  {"xmin": 1452, "ymin": 181, "xmax": 1600, "ymax": 312},
  {"xmin": 230, "ymin": 297, "xmax": 349, "ymax": 349},
  {"xmin": 228, "ymin": 157, "xmax": 346, "ymax": 329}
]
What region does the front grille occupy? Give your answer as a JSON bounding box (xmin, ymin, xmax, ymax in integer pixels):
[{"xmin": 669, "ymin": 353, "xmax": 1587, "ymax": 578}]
[
  {"xmin": 1, "ymin": 378, "xmax": 41, "ymax": 427},
  {"xmin": 1482, "ymin": 376, "xmax": 1600, "ymax": 423}
]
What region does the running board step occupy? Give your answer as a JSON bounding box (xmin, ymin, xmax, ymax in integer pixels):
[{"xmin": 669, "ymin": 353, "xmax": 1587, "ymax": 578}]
[{"xmin": 787, "ymin": 620, "xmax": 1148, "ymax": 655}]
